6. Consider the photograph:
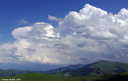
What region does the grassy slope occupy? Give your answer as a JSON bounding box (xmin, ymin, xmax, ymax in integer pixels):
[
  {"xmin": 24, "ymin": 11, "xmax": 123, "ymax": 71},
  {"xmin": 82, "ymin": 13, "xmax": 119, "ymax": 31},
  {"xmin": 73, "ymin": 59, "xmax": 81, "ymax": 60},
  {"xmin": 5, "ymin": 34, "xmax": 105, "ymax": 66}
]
[
  {"xmin": 89, "ymin": 60, "xmax": 128, "ymax": 73},
  {"xmin": 0, "ymin": 72, "xmax": 128, "ymax": 81},
  {"xmin": 95, "ymin": 72, "xmax": 128, "ymax": 81},
  {"xmin": 0, "ymin": 73, "xmax": 80, "ymax": 81},
  {"xmin": 67, "ymin": 60, "xmax": 128, "ymax": 76}
]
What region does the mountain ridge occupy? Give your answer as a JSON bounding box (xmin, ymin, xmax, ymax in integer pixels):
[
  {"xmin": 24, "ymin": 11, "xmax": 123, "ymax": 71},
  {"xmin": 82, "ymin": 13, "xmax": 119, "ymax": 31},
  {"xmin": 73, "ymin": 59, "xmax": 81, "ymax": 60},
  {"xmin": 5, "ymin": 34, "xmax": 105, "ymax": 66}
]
[
  {"xmin": 0, "ymin": 60, "xmax": 128, "ymax": 77},
  {"xmin": 45, "ymin": 64, "xmax": 85, "ymax": 74},
  {"xmin": 61, "ymin": 60, "xmax": 128, "ymax": 76}
]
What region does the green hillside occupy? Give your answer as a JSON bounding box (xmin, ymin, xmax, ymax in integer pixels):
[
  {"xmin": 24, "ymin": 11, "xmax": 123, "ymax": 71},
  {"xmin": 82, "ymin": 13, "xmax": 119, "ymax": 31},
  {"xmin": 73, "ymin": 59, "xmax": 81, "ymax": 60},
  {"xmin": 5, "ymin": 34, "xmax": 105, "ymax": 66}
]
[
  {"xmin": 0, "ymin": 73, "xmax": 79, "ymax": 81},
  {"xmin": 0, "ymin": 72, "xmax": 128, "ymax": 81},
  {"xmin": 89, "ymin": 60, "xmax": 128, "ymax": 73},
  {"xmin": 62, "ymin": 60, "xmax": 128, "ymax": 76},
  {"xmin": 0, "ymin": 60, "xmax": 127, "ymax": 78},
  {"xmin": 95, "ymin": 72, "xmax": 128, "ymax": 81}
]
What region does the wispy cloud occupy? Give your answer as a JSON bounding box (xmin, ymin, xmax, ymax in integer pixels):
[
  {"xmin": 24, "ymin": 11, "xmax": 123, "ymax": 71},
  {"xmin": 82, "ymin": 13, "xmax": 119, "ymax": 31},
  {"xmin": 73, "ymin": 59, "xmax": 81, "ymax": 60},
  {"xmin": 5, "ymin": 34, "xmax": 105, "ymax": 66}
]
[
  {"xmin": 17, "ymin": 19, "xmax": 28, "ymax": 25},
  {"xmin": 0, "ymin": 4, "xmax": 128, "ymax": 65},
  {"xmin": 48, "ymin": 15, "xmax": 62, "ymax": 22}
]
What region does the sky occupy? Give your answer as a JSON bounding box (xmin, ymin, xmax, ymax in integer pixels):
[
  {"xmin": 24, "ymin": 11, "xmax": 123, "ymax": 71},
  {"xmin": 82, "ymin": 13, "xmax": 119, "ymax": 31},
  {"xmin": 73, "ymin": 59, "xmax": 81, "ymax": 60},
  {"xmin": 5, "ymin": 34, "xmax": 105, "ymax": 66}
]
[{"xmin": 0, "ymin": 0, "xmax": 128, "ymax": 71}]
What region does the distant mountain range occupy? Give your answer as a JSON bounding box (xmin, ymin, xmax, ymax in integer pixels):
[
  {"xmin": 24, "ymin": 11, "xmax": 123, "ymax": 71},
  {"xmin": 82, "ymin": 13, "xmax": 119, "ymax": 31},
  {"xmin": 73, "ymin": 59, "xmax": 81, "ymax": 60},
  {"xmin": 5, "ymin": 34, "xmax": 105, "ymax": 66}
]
[
  {"xmin": 45, "ymin": 64, "xmax": 85, "ymax": 74},
  {"xmin": 0, "ymin": 60, "xmax": 128, "ymax": 77},
  {"xmin": 0, "ymin": 69, "xmax": 33, "ymax": 77},
  {"xmin": 63, "ymin": 60, "xmax": 128, "ymax": 76},
  {"xmin": 46, "ymin": 60, "xmax": 128, "ymax": 77}
]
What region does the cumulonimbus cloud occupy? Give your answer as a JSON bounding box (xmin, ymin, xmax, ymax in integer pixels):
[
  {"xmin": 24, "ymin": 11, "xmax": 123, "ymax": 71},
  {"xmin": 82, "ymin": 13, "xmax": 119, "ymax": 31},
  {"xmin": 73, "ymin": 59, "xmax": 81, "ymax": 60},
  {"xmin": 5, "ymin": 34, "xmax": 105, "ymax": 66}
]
[{"xmin": 0, "ymin": 4, "xmax": 128, "ymax": 64}]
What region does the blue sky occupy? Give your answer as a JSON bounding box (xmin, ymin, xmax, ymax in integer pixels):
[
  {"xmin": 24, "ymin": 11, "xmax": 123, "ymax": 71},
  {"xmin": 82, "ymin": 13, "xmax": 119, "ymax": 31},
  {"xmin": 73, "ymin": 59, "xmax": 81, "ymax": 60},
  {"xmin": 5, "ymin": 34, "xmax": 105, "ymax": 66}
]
[
  {"xmin": 0, "ymin": 0, "xmax": 128, "ymax": 71},
  {"xmin": 0, "ymin": 0, "xmax": 128, "ymax": 43}
]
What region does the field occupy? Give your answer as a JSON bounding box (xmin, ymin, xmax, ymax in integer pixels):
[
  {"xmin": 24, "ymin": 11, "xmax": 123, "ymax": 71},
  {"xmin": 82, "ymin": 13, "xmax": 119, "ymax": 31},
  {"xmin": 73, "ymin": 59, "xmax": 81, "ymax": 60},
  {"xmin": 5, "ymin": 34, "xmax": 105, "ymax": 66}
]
[{"xmin": 0, "ymin": 72, "xmax": 128, "ymax": 81}]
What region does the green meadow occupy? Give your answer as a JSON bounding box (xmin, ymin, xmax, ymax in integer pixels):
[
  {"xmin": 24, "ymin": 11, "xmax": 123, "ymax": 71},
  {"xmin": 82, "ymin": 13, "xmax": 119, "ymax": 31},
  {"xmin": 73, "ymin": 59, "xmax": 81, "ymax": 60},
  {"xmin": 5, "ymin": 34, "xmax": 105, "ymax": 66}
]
[{"xmin": 0, "ymin": 72, "xmax": 128, "ymax": 81}]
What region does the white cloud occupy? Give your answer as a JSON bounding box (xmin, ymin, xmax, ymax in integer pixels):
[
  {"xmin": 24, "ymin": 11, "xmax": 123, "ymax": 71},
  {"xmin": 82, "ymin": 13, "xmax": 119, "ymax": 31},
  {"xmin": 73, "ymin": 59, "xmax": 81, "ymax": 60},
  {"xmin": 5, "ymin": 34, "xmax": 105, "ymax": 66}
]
[
  {"xmin": 17, "ymin": 19, "xmax": 28, "ymax": 25},
  {"xmin": 0, "ymin": 4, "xmax": 128, "ymax": 65},
  {"xmin": 48, "ymin": 15, "xmax": 62, "ymax": 22},
  {"xmin": 12, "ymin": 26, "xmax": 32, "ymax": 39}
]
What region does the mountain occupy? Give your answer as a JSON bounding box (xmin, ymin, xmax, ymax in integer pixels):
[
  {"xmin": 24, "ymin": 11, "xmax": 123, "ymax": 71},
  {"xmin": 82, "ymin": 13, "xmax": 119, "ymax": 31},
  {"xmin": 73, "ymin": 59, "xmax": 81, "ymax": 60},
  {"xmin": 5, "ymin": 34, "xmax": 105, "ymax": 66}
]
[
  {"xmin": 45, "ymin": 64, "xmax": 84, "ymax": 74},
  {"xmin": 0, "ymin": 69, "xmax": 34, "ymax": 77},
  {"xmin": 61, "ymin": 60, "xmax": 128, "ymax": 76},
  {"xmin": 0, "ymin": 60, "xmax": 128, "ymax": 77}
]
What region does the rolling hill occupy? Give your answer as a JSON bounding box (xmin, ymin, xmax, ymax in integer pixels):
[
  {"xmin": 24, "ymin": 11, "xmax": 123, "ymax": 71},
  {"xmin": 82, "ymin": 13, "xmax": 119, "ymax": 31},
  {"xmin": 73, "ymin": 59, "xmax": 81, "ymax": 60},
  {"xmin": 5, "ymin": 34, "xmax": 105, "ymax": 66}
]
[
  {"xmin": 95, "ymin": 72, "xmax": 128, "ymax": 81},
  {"xmin": 0, "ymin": 60, "xmax": 128, "ymax": 78},
  {"xmin": 0, "ymin": 73, "xmax": 78, "ymax": 81},
  {"xmin": 62, "ymin": 60, "xmax": 128, "ymax": 76},
  {"xmin": 0, "ymin": 72, "xmax": 128, "ymax": 81}
]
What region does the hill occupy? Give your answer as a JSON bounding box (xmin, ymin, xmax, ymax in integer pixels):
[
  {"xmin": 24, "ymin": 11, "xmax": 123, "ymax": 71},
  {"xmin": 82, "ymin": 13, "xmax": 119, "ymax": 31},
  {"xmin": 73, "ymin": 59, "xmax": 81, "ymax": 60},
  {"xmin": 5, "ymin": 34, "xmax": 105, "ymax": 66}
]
[
  {"xmin": 1, "ymin": 60, "xmax": 127, "ymax": 77},
  {"xmin": 95, "ymin": 72, "xmax": 128, "ymax": 81},
  {"xmin": 0, "ymin": 73, "xmax": 78, "ymax": 81},
  {"xmin": 0, "ymin": 72, "xmax": 128, "ymax": 81},
  {"xmin": 62, "ymin": 60, "xmax": 128, "ymax": 76}
]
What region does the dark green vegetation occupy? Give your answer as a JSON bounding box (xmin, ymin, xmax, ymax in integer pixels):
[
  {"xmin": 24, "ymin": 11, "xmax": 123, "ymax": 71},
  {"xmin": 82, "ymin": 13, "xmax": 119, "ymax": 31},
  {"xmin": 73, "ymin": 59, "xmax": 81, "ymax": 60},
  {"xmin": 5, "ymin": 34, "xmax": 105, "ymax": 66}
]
[
  {"xmin": 95, "ymin": 72, "xmax": 128, "ymax": 81},
  {"xmin": 62, "ymin": 60, "xmax": 128, "ymax": 76},
  {"xmin": 0, "ymin": 72, "xmax": 128, "ymax": 81},
  {"xmin": 0, "ymin": 73, "xmax": 79, "ymax": 81}
]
